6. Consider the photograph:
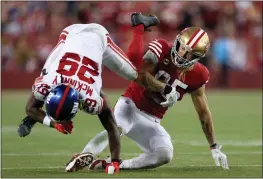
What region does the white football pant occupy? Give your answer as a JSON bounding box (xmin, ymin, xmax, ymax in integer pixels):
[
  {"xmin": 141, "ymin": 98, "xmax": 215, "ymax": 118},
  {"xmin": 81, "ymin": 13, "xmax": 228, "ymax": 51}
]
[{"xmin": 82, "ymin": 96, "xmax": 174, "ymax": 169}]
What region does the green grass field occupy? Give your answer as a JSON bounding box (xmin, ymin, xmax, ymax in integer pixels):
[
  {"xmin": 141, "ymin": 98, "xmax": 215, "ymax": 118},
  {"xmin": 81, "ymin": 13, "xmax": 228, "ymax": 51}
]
[{"xmin": 1, "ymin": 90, "xmax": 262, "ymax": 178}]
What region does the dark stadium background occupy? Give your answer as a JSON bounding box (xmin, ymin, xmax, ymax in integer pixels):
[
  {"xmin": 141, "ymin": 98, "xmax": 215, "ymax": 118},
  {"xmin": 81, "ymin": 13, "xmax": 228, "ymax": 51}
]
[
  {"xmin": 2, "ymin": 1, "xmax": 262, "ymax": 89},
  {"xmin": 1, "ymin": 1, "xmax": 262, "ymax": 178}
]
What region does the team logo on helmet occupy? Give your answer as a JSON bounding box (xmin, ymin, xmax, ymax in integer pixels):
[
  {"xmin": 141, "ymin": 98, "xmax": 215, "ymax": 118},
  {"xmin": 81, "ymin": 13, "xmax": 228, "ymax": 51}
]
[{"xmin": 45, "ymin": 84, "xmax": 79, "ymax": 121}]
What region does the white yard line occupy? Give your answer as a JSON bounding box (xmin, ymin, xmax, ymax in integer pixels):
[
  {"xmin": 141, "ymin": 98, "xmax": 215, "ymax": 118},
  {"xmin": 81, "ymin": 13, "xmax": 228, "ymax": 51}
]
[
  {"xmin": 2, "ymin": 166, "xmax": 63, "ymax": 170},
  {"xmin": 1, "ymin": 151, "xmax": 262, "ymax": 156},
  {"xmin": 1, "ymin": 152, "xmax": 72, "ymax": 156},
  {"xmin": 1, "ymin": 126, "xmax": 53, "ymax": 132},
  {"xmin": 175, "ymin": 140, "xmax": 263, "ymax": 147},
  {"xmin": 162, "ymin": 164, "xmax": 263, "ymax": 168},
  {"xmin": 2, "ymin": 165, "xmax": 262, "ymax": 170},
  {"xmin": 2, "ymin": 127, "xmax": 262, "ymax": 146}
]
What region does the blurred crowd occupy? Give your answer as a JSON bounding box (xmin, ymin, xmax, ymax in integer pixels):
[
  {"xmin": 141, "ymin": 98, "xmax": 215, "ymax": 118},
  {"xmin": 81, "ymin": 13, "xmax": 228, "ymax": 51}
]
[{"xmin": 2, "ymin": 1, "xmax": 262, "ymax": 74}]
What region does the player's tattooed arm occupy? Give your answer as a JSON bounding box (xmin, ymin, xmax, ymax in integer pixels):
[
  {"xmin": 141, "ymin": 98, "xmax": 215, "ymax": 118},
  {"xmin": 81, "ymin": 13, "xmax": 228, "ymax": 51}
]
[
  {"xmin": 134, "ymin": 53, "xmax": 172, "ymax": 94},
  {"xmin": 191, "ymin": 86, "xmax": 216, "ymax": 146},
  {"xmin": 25, "ymin": 94, "xmax": 56, "ymax": 127},
  {"xmin": 98, "ymin": 91, "xmax": 121, "ymax": 162},
  {"xmin": 134, "ymin": 59, "xmax": 164, "ymax": 92}
]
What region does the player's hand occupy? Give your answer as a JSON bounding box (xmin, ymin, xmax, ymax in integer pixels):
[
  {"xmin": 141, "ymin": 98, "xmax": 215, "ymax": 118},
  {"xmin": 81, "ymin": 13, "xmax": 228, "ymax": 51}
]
[
  {"xmin": 160, "ymin": 87, "xmax": 180, "ymax": 108},
  {"xmin": 17, "ymin": 116, "xmax": 37, "ymax": 137},
  {"xmin": 211, "ymin": 145, "xmax": 229, "ymax": 170},
  {"xmin": 105, "ymin": 162, "xmax": 120, "ymax": 174},
  {"xmin": 54, "ymin": 121, "xmax": 73, "ymax": 134}
]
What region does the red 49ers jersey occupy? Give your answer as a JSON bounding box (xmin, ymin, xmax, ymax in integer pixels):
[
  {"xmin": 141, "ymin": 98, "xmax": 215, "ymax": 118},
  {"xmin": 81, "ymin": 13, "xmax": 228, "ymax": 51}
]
[{"xmin": 123, "ymin": 38, "xmax": 209, "ymax": 119}]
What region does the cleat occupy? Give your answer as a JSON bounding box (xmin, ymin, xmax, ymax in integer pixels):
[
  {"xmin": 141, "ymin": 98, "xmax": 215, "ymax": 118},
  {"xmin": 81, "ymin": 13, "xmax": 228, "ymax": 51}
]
[
  {"xmin": 65, "ymin": 152, "xmax": 94, "ymax": 172},
  {"xmin": 17, "ymin": 116, "xmax": 37, "ymax": 137},
  {"xmin": 131, "ymin": 12, "xmax": 160, "ymax": 31}
]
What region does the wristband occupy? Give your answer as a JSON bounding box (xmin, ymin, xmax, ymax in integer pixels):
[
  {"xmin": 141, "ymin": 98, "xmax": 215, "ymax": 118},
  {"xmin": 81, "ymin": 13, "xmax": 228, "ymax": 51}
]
[
  {"xmin": 210, "ymin": 143, "xmax": 217, "ymax": 149},
  {"xmin": 111, "ymin": 159, "xmax": 121, "ymax": 163},
  {"xmin": 43, "ymin": 116, "xmax": 51, "ymax": 127},
  {"xmin": 164, "ymin": 85, "xmax": 172, "ymax": 95}
]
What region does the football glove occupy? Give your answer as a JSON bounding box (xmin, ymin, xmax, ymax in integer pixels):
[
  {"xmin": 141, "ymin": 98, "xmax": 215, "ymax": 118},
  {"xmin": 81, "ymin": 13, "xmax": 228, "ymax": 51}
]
[
  {"xmin": 54, "ymin": 121, "xmax": 73, "ymax": 134},
  {"xmin": 211, "ymin": 145, "xmax": 229, "ymax": 170},
  {"xmin": 17, "ymin": 116, "xmax": 37, "ymax": 137},
  {"xmin": 160, "ymin": 87, "xmax": 180, "ymax": 108},
  {"xmin": 105, "ymin": 161, "xmax": 120, "ymax": 174}
]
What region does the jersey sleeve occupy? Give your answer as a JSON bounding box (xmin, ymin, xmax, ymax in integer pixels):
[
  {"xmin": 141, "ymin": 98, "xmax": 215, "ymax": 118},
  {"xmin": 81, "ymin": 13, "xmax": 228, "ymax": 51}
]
[
  {"xmin": 32, "ymin": 76, "xmax": 52, "ymax": 101},
  {"xmin": 200, "ymin": 66, "xmax": 210, "ymax": 86},
  {"xmin": 143, "ymin": 50, "xmax": 159, "ymax": 66},
  {"xmin": 144, "ymin": 39, "xmax": 170, "ymax": 64},
  {"xmin": 190, "ymin": 65, "xmax": 210, "ymax": 92},
  {"xmin": 78, "ymin": 89, "xmax": 104, "ymax": 115}
]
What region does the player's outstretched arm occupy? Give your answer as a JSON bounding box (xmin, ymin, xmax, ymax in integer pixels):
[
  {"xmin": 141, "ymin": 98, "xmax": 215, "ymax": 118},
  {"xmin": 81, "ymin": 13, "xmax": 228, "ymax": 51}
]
[
  {"xmin": 191, "ymin": 86, "xmax": 215, "ymax": 145},
  {"xmin": 191, "ymin": 86, "xmax": 229, "ymax": 169},
  {"xmin": 25, "ymin": 94, "xmax": 48, "ymax": 124},
  {"xmin": 98, "ymin": 91, "xmax": 121, "ymax": 174}
]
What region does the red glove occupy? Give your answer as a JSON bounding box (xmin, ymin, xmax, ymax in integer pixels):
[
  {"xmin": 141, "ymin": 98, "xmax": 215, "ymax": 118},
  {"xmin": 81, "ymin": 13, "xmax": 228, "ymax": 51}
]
[
  {"xmin": 105, "ymin": 162, "xmax": 120, "ymax": 174},
  {"xmin": 54, "ymin": 121, "xmax": 73, "ymax": 134}
]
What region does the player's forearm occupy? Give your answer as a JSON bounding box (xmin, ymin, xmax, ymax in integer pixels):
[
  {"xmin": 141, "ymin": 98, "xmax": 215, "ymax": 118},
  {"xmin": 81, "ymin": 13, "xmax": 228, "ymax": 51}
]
[
  {"xmin": 98, "ymin": 106, "xmax": 121, "ymax": 160},
  {"xmin": 25, "ymin": 108, "xmax": 55, "ymax": 128},
  {"xmin": 199, "ymin": 111, "xmax": 216, "ymax": 146},
  {"xmin": 107, "ymin": 124, "xmax": 121, "ymax": 160},
  {"xmin": 25, "ymin": 94, "xmax": 55, "ymax": 128},
  {"xmin": 135, "ymin": 71, "xmax": 166, "ymax": 93},
  {"xmin": 26, "ymin": 106, "xmax": 45, "ymax": 123}
]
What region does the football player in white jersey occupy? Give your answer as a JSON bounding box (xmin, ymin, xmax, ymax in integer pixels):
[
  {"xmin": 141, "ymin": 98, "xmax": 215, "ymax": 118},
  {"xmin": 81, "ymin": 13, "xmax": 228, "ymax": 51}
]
[{"xmin": 17, "ymin": 13, "xmax": 182, "ymax": 174}]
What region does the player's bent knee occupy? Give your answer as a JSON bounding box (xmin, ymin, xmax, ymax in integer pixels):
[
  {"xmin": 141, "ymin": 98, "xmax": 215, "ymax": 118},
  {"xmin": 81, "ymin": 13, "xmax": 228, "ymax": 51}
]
[{"xmin": 155, "ymin": 147, "xmax": 173, "ymax": 165}]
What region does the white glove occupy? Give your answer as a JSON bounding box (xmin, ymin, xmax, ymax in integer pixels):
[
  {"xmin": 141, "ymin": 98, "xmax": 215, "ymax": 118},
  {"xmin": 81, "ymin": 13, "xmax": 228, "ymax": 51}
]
[
  {"xmin": 211, "ymin": 145, "xmax": 229, "ymax": 170},
  {"xmin": 160, "ymin": 87, "xmax": 180, "ymax": 108}
]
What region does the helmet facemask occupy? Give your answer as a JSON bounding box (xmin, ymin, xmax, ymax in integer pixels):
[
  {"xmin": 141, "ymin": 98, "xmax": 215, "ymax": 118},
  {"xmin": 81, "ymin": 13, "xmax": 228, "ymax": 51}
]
[{"xmin": 171, "ymin": 35, "xmax": 205, "ymax": 68}]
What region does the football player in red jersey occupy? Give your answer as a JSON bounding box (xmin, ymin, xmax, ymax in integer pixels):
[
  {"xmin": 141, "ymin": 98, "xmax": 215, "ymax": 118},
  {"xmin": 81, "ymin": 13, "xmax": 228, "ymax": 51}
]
[{"xmin": 65, "ymin": 13, "xmax": 229, "ymax": 172}]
